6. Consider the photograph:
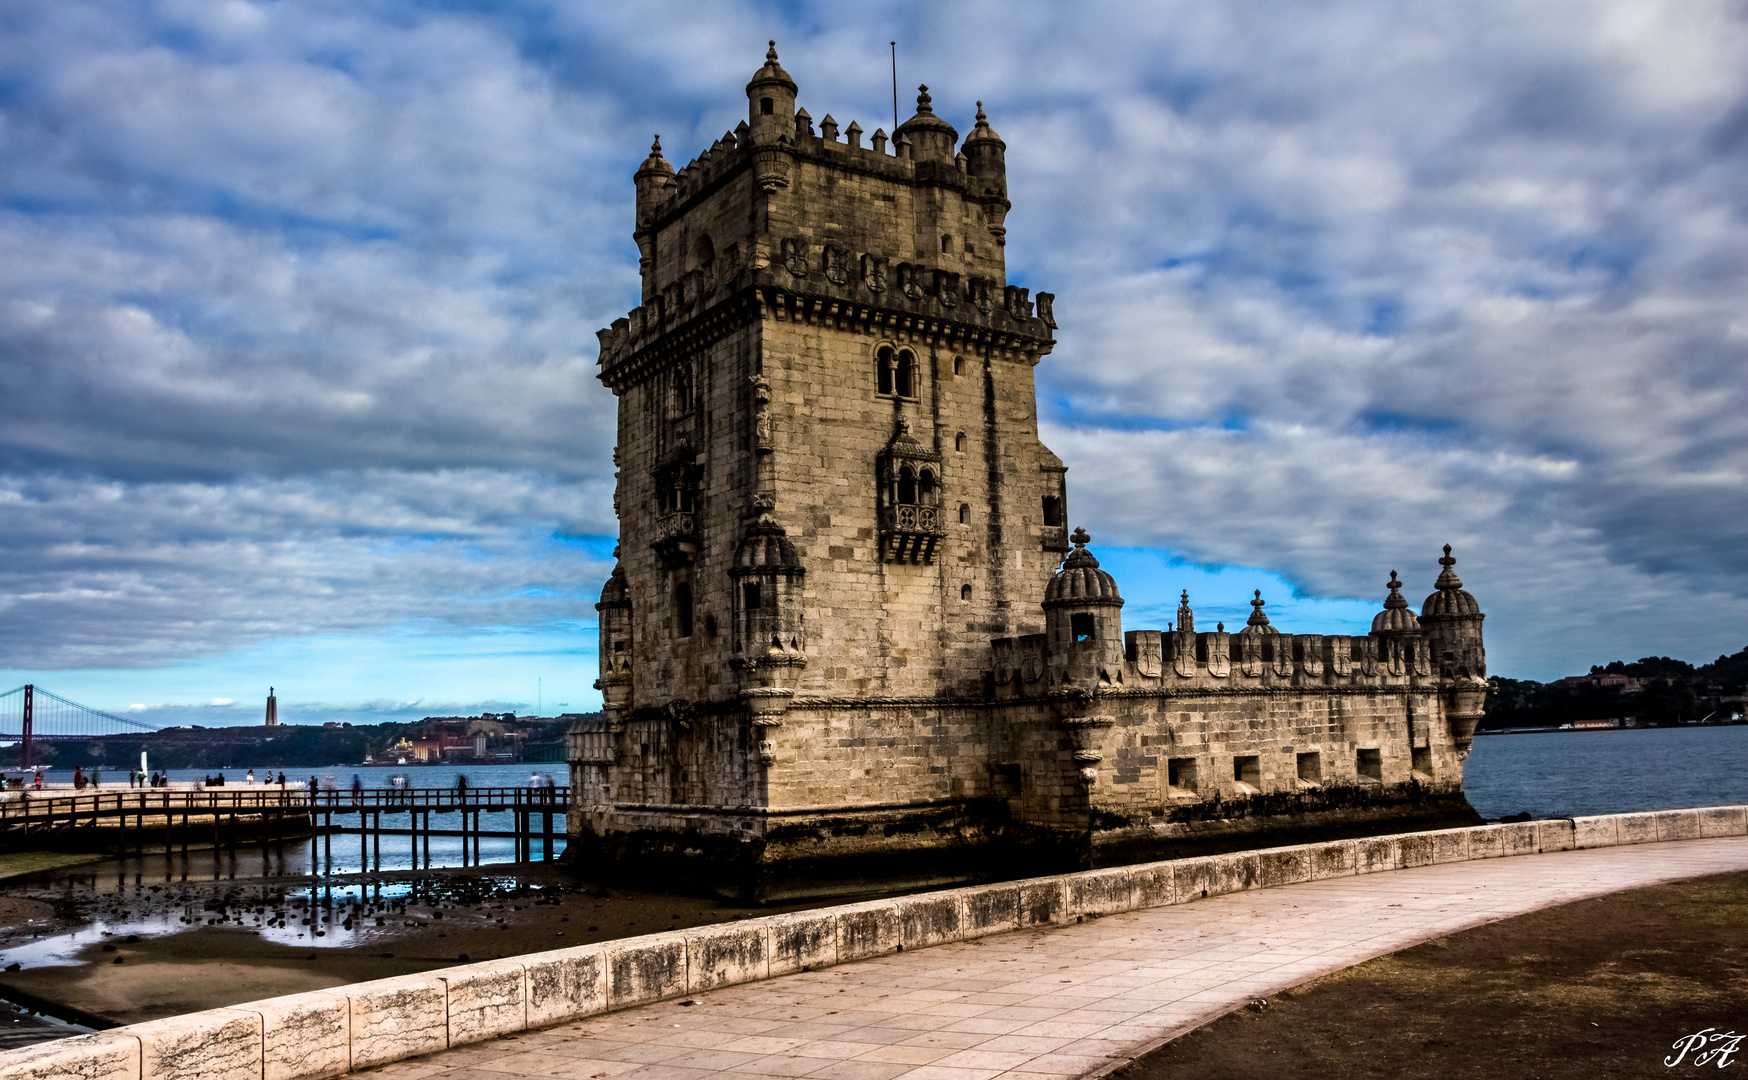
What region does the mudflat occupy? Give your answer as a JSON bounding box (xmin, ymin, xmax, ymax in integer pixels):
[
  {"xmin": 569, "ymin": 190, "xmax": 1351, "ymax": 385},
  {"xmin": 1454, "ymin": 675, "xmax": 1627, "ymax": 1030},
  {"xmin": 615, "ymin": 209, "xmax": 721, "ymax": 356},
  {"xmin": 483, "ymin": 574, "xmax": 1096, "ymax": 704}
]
[
  {"xmin": 1118, "ymin": 869, "xmax": 1748, "ymax": 1079},
  {"xmin": 0, "ymin": 860, "xmax": 825, "ymax": 1027}
]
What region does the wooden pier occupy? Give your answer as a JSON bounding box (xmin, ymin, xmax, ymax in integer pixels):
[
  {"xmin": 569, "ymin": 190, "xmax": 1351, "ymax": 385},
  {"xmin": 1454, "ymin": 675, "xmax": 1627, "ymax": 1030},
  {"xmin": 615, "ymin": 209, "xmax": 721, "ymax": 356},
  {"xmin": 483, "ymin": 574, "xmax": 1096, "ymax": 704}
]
[{"xmin": 0, "ymin": 786, "xmax": 568, "ymax": 865}]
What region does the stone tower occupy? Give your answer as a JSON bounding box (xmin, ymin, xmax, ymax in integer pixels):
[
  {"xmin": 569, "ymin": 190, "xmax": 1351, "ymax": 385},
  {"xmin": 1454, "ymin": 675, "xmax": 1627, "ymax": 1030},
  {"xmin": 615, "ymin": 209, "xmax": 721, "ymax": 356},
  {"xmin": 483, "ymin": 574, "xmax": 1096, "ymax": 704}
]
[
  {"xmin": 591, "ymin": 46, "xmax": 1064, "ymax": 737},
  {"xmin": 572, "ymin": 46, "xmax": 1488, "ymax": 901}
]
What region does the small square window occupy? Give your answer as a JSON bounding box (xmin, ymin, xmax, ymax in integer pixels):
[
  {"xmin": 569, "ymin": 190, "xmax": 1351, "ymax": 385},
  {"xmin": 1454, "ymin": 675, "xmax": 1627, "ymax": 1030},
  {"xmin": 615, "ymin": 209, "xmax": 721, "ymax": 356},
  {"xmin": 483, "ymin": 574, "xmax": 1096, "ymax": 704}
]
[
  {"xmin": 1411, "ymin": 747, "xmax": 1432, "ymax": 777},
  {"xmin": 1167, "ymin": 757, "xmax": 1198, "ymax": 794},
  {"xmin": 1357, "ymin": 748, "xmax": 1383, "ymax": 782},
  {"xmin": 1233, "ymin": 755, "xmax": 1260, "ymax": 787},
  {"xmin": 1296, "ymin": 751, "xmax": 1321, "ymax": 784},
  {"xmin": 1071, "ymin": 613, "xmax": 1094, "ymax": 642}
]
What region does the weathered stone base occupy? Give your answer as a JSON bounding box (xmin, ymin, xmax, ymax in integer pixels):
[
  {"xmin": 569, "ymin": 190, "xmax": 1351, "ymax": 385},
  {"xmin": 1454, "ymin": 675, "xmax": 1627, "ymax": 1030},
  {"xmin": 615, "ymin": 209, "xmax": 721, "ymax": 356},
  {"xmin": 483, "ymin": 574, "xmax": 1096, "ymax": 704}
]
[
  {"xmin": 568, "ymin": 787, "xmax": 1482, "ymax": 903},
  {"xmin": 1091, "ymin": 786, "xmax": 1484, "ymax": 867}
]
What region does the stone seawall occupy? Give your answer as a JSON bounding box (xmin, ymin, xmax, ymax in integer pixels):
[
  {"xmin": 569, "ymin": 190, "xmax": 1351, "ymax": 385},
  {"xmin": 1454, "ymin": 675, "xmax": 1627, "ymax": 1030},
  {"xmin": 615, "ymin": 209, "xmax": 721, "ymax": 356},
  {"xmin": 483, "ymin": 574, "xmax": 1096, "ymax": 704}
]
[{"xmin": 6, "ymin": 805, "xmax": 1745, "ymax": 1080}]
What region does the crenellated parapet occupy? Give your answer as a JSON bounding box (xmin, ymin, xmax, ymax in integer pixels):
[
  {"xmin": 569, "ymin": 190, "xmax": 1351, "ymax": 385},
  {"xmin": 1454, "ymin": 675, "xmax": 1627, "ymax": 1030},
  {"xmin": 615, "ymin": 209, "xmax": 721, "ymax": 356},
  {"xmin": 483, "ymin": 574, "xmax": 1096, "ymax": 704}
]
[{"xmin": 990, "ymin": 539, "xmax": 1485, "ymax": 712}]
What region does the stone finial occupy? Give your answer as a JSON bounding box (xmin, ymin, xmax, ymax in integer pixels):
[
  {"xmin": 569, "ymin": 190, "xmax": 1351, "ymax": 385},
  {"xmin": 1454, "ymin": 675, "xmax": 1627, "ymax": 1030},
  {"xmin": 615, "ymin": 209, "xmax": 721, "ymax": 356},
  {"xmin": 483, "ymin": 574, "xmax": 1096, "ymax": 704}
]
[
  {"xmin": 871, "ymin": 127, "xmax": 888, "ymax": 154},
  {"xmin": 1383, "ymin": 570, "xmax": 1406, "ymax": 607},
  {"xmin": 975, "ymin": 101, "xmax": 988, "ymax": 126},
  {"xmin": 820, "ymin": 114, "xmax": 839, "ymax": 141},
  {"xmin": 794, "ymin": 107, "xmax": 813, "ymax": 136},
  {"xmin": 915, "ymin": 84, "xmax": 934, "ymax": 114},
  {"xmin": 1217, "ymin": 621, "xmax": 1225, "ymax": 633},
  {"xmin": 846, "ymin": 120, "xmax": 863, "ymax": 149},
  {"xmin": 766, "ymin": 39, "xmax": 778, "ymax": 62},
  {"xmin": 1070, "ymin": 526, "xmax": 1090, "ymax": 548},
  {"xmin": 1176, "ymin": 589, "xmax": 1194, "ymax": 633},
  {"xmin": 1247, "ymin": 590, "xmax": 1271, "ymax": 627},
  {"xmin": 1435, "ymin": 543, "xmax": 1464, "ymax": 591}
]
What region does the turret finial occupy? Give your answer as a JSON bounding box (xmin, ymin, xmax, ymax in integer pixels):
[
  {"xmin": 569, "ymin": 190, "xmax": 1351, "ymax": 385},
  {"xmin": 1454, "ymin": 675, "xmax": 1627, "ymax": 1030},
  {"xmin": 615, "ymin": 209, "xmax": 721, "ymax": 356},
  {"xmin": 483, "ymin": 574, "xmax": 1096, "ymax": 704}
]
[
  {"xmin": 1247, "ymin": 590, "xmax": 1271, "ymax": 627},
  {"xmin": 1070, "ymin": 525, "xmax": 1090, "ymax": 548},
  {"xmin": 1176, "ymin": 589, "xmax": 1194, "ymax": 633},
  {"xmin": 1434, "ymin": 544, "xmax": 1464, "ymax": 590},
  {"xmin": 767, "ymin": 40, "xmax": 778, "ymax": 62},
  {"xmin": 651, "ymin": 134, "xmax": 663, "ymax": 156},
  {"xmin": 975, "ymin": 101, "xmax": 988, "ymax": 125},
  {"xmin": 915, "ymin": 84, "xmax": 933, "ymax": 113},
  {"xmin": 1383, "ymin": 570, "xmax": 1408, "ymax": 609}
]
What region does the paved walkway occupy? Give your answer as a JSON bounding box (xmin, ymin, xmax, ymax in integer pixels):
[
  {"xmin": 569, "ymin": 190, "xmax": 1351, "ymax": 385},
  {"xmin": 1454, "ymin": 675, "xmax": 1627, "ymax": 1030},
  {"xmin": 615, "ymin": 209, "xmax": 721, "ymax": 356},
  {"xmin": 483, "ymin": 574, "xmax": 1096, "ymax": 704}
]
[{"xmin": 365, "ymin": 838, "xmax": 1748, "ymax": 1080}]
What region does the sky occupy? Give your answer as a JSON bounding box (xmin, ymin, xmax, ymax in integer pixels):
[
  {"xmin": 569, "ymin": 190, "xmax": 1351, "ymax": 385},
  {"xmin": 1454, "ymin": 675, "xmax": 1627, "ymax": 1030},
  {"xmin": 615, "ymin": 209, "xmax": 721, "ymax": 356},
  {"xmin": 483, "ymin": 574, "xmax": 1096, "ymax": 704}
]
[{"xmin": 1, "ymin": 0, "xmax": 1745, "ymax": 727}]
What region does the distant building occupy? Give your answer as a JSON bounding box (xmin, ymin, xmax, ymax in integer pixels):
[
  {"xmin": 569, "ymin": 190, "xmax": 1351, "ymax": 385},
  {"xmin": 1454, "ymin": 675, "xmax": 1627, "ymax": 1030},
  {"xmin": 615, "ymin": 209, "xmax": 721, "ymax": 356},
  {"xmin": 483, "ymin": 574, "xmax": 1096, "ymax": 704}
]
[{"xmin": 570, "ymin": 46, "xmax": 1491, "ymax": 901}]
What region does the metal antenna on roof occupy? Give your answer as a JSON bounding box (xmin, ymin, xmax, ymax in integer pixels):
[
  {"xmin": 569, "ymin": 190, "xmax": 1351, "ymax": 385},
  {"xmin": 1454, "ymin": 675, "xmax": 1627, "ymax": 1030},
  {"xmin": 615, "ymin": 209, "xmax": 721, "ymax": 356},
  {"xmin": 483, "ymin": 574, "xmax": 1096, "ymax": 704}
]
[{"xmin": 891, "ymin": 42, "xmax": 899, "ymax": 133}]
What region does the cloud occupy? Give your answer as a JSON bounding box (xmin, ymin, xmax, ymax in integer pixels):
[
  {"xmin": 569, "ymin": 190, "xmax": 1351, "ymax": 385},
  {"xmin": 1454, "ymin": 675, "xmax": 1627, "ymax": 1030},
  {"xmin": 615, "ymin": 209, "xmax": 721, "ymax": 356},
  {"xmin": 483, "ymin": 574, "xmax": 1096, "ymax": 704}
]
[{"xmin": 0, "ymin": 0, "xmax": 1744, "ymax": 691}]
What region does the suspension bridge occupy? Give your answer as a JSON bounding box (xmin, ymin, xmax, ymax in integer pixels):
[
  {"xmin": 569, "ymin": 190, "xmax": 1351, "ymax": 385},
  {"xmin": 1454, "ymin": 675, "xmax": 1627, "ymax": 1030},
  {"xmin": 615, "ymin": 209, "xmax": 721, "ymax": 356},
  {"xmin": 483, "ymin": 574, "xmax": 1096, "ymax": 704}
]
[{"xmin": 0, "ymin": 685, "xmax": 161, "ymax": 769}]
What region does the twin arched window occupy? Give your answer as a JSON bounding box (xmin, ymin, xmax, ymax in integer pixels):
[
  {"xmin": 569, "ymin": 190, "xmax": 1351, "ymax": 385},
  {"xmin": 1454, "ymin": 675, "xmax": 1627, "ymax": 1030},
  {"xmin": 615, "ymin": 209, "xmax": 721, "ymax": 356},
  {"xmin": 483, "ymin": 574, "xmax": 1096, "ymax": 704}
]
[
  {"xmin": 893, "ymin": 464, "xmax": 937, "ymax": 506},
  {"xmin": 876, "ymin": 346, "xmax": 916, "ymax": 398}
]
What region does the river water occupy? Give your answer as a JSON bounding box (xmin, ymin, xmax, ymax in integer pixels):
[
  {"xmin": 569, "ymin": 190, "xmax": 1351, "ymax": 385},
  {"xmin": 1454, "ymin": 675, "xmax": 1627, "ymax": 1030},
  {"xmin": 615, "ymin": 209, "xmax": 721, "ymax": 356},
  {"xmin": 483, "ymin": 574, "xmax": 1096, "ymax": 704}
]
[
  {"xmin": 15, "ymin": 763, "xmax": 566, "ymax": 877},
  {"xmin": 1464, "ymin": 725, "xmax": 1748, "ymax": 820}
]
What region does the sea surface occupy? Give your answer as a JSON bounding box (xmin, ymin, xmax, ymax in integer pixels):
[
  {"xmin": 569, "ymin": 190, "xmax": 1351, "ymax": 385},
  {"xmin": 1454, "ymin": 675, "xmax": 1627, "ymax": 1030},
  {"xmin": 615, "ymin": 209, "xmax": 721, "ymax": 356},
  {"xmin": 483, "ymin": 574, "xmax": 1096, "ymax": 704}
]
[{"xmin": 1464, "ymin": 725, "xmax": 1748, "ymax": 820}]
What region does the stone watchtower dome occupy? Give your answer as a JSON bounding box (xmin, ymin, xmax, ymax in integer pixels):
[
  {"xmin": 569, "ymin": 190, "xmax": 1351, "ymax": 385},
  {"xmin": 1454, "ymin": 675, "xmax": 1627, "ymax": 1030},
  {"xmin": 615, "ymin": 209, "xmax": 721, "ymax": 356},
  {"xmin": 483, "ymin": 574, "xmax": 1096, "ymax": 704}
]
[
  {"xmin": 1044, "ymin": 528, "xmax": 1125, "ymax": 685},
  {"xmin": 1420, "ymin": 545, "xmax": 1488, "ymax": 754}
]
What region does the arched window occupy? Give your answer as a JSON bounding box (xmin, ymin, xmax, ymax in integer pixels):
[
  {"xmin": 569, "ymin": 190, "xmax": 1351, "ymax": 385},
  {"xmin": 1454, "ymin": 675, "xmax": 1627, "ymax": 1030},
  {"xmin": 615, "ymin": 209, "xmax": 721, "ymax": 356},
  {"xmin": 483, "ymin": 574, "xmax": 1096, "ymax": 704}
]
[
  {"xmin": 894, "ymin": 349, "xmax": 915, "ymax": 397},
  {"xmin": 941, "ymin": 235, "xmax": 954, "ymax": 254},
  {"xmin": 954, "ymin": 432, "xmax": 966, "ymax": 452},
  {"xmin": 918, "ymin": 468, "xmax": 937, "ymax": 505},
  {"xmin": 960, "ymin": 584, "xmax": 972, "ymax": 602},
  {"xmin": 896, "ymin": 465, "xmax": 916, "ymax": 505},
  {"xmin": 958, "ymin": 503, "xmax": 969, "ymax": 524},
  {"xmin": 953, "ymin": 356, "xmax": 964, "ymax": 376},
  {"xmin": 876, "ymin": 346, "xmax": 894, "ymax": 395},
  {"xmin": 674, "ymin": 582, "xmax": 694, "ymax": 638}
]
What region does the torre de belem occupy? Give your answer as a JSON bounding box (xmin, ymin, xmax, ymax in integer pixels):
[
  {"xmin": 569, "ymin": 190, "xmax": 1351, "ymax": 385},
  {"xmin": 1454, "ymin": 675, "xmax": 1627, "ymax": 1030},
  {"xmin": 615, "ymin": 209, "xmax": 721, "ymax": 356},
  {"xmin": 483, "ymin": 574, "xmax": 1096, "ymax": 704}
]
[{"xmin": 567, "ymin": 45, "xmax": 1489, "ymax": 902}]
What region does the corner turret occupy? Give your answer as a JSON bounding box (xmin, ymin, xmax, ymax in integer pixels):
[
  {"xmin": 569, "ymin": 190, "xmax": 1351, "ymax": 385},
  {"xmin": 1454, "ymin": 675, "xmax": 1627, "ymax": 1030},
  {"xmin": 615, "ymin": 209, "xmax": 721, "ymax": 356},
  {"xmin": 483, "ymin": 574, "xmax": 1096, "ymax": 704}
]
[
  {"xmin": 594, "ymin": 553, "xmax": 633, "ymax": 726},
  {"xmin": 1044, "ymin": 527, "xmax": 1125, "ymax": 685},
  {"xmin": 894, "ymin": 85, "xmax": 959, "ymax": 164},
  {"xmin": 1421, "ymin": 545, "xmax": 1487, "ymax": 754},
  {"xmin": 746, "ymin": 41, "xmax": 798, "ymax": 190},
  {"xmin": 961, "ymin": 102, "xmax": 1011, "ymax": 246}
]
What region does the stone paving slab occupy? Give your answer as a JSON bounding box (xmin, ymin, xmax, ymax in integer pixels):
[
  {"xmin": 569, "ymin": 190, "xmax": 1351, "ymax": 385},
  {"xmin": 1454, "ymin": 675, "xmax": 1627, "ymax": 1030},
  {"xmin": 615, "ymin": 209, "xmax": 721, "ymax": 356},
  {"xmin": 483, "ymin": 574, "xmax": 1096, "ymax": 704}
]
[{"xmin": 353, "ymin": 837, "xmax": 1748, "ymax": 1080}]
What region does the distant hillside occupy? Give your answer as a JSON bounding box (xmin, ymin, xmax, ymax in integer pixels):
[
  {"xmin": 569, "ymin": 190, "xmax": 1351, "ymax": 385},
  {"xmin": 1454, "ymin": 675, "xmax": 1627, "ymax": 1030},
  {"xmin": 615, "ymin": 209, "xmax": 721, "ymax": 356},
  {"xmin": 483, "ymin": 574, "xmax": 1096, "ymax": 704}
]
[
  {"xmin": 2, "ymin": 713, "xmax": 597, "ymax": 770},
  {"xmin": 1483, "ymin": 646, "xmax": 1748, "ymax": 730}
]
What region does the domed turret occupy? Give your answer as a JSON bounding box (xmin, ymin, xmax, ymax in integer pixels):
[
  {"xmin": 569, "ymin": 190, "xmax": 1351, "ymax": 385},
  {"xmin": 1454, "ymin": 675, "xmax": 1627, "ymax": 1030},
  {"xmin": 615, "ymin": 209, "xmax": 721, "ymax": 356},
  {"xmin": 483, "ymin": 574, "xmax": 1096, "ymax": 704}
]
[
  {"xmin": 894, "ymin": 84, "xmax": 959, "ymax": 164},
  {"xmin": 1417, "ymin": 545, "xmax": 1487, "ymax": 753},
  {"xmin": 634, "ymin": 135, "xmax": 674, "ymax": 217},
  {"xmin": 746, "ymin": 40, "xmax": 798, "ymax": 137},
  {"xmin": 1044, "ymin": 528, "xmax": 1125, "ymax": 685},
  {"xmin": 595, "ymin": 552, "xmax": 633, "ymax": 721},
  {"xmin": 730, "ymin": 513, "xmax": 806, "ymax": 660},
  {"xmin": 962, "ymin": 102, "xmax": 1006, "ymax": 188},
  {"xmin": 745, "ymin": 41, "xmax": 798, "ymax": 190},
  {"xmin": 1370, "ymin": 571, "xmax": 1420, "ymax": 634},
  {"xmin": 1420, "ymin": 544, "xmax": 1486, "ymax": 678}
]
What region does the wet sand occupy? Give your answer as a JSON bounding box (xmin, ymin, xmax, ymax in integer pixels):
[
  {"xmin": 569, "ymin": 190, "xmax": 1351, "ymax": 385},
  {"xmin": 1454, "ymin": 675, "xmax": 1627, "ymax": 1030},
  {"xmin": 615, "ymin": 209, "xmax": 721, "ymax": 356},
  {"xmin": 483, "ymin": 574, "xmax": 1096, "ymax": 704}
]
[{"xmin": 0, "ymin": 859, "xmax": 827, "ymax": 1029}]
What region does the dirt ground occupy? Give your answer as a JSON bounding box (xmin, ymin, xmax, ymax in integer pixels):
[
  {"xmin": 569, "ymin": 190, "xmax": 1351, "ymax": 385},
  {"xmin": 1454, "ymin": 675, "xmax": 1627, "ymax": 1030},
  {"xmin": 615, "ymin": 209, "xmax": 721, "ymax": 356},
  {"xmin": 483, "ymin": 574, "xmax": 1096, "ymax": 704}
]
[{"xmin": 1116, "ymin": 870, "xmax": 1748, "ymax": 1080}]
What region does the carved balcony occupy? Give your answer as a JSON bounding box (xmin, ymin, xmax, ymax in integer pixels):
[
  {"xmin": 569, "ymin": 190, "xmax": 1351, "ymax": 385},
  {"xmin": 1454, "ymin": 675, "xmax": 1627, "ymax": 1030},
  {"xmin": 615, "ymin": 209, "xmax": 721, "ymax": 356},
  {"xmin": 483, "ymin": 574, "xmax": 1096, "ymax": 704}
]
[
  {"xmin": 652, "ymin": 510, "xmax": 697, "ymax": 567},
  {"xmin": 881, "ymin": 504, "xmax": 945, "ymax": 564}
]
